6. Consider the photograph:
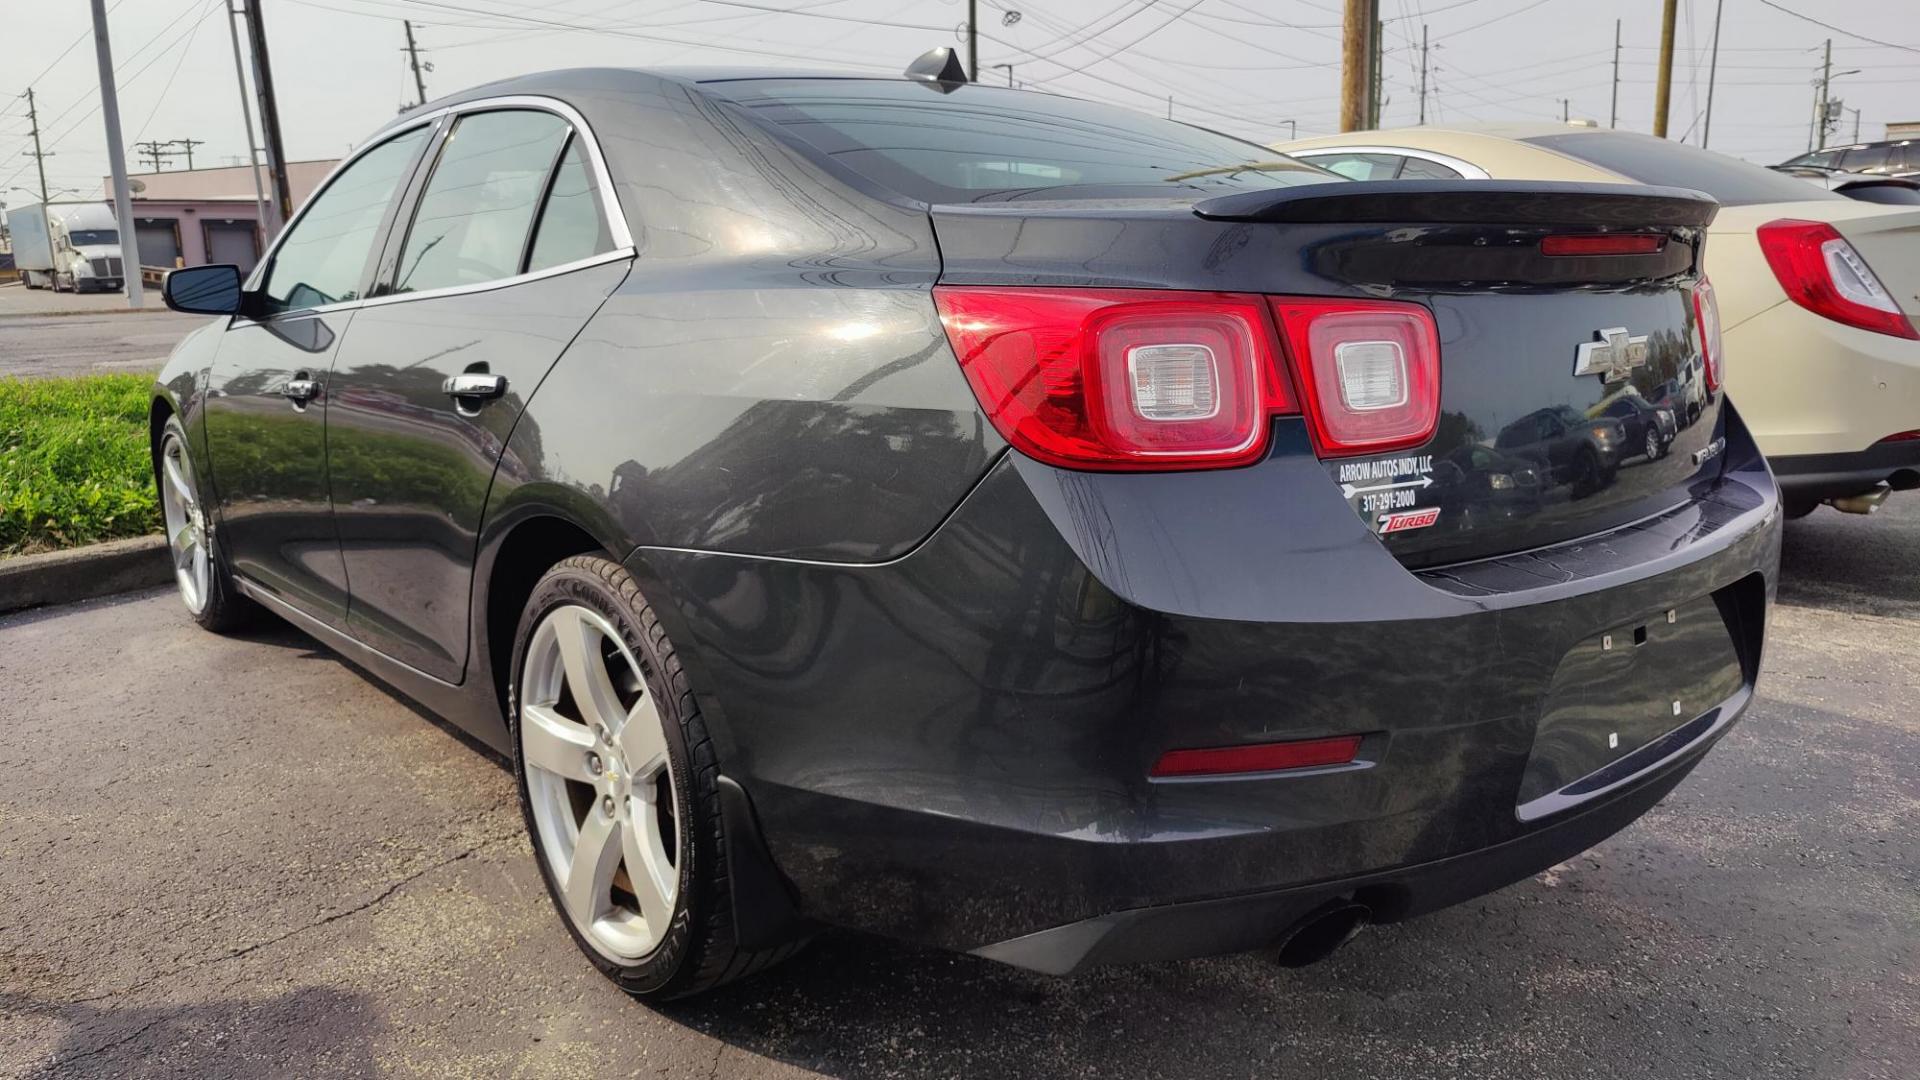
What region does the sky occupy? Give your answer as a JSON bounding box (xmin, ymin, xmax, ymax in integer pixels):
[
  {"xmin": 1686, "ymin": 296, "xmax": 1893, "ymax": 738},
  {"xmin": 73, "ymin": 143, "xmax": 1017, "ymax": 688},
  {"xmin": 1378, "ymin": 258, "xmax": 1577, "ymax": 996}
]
[{"xmin": 2, "ymin": 0, "xmax": 1917, "ymax": 205}]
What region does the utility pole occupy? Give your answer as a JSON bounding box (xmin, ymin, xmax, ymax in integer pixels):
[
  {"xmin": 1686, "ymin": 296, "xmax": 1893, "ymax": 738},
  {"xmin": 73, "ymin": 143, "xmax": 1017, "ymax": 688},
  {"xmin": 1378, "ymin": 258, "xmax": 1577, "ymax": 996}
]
[
  {"xmin": 1850, "ymin": 106, "xmax": 1861, "ymax": 143},
  {"xmin": 1371, "ymin": 13, "xmax": 1384, "ymax": 128},
  {"xmin": 402, "ymin": 20, "xmax": 429, "ymax": 108},
  {"xmin": 1653, "ymin": 0, "xmax": 1677, "ymax": 138},
  {"xmin": 1701, "ymin": 0, "xmax": 1725, "ymax": 148},
  {"xmin": 223, "ymin": 2, "xmax": 273, "ymax": 242},
  {"xmin": 1610, "ymin": 19, "xmax": 1621, "ymax": 128},
  {"xmin": 20, "ymin": 88, "xmax": 58, "ymax": 275},
  {"xmin": 1167, "ymin": 94, "xmax": 1173, "ymax": 120},
  {"xmin": 172, "ymin": 137, "xmax": 204, "ymax": 170},
  {"xmin": 1340, "ymin": 0, "xmax": 1371, "ymax": 132},
  {"xmin": 1417, "ymin": 24, "xmax": 1429, "ymax": 125},
  {"xmin": 1812, "ymin": 39, "xmax": 1833, "ymax": 150},
  {"xmin": 134, "ymin": 140, "xmax": 176, "ymax": 172},
  {"xmin": 89, "ymin": 0, "xmax": 143, "ymax": 308},
  {"xmin": 1558, "ymin": 98, "xmax": 1570, "ymax": 123},
  {"xmin": 241, "ymin": 1, "xmax": 294, "ymax": 227},
  {"xmin": 967, "ymin": 0, "xmax": 978, "ymax": 81}
]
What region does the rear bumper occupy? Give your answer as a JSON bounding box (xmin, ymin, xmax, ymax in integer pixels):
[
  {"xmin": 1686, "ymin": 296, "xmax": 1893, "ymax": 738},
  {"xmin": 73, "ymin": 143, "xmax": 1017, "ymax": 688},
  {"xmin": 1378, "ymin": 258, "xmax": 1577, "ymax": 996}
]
[
  {"xmin": 1769, "ymin": 439, "xmax": 1920, "ymax": 501},
  {"xmin": 975, "ymin": 704, "xmax": 1726, "ymax": 974},
  {"xmin": 632, "ymin": 408, "xmax": 1781, "ymax": 965}
]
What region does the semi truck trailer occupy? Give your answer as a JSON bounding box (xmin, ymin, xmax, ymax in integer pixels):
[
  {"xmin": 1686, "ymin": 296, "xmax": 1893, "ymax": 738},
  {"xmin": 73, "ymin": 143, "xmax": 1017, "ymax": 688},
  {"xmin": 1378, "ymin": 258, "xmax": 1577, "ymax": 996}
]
[{"xmin": 9, "ymin": 202, "xmax": 127, "ymax": 293}]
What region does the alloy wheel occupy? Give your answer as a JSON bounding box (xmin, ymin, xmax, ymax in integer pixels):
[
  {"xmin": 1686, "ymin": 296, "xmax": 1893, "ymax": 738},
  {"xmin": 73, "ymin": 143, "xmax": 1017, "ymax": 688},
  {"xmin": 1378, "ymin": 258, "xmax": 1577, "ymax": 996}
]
[
  {"xmin": 520, "ymin": 604, "xmax": 680, "ymax": 962},
  {"xmin": 1645, "ymin": 427, "xmax": 1660, "ymax": 461},
  {"xmin": 158, "ymin": 434, "xmax": 211, "ymax": 615}
]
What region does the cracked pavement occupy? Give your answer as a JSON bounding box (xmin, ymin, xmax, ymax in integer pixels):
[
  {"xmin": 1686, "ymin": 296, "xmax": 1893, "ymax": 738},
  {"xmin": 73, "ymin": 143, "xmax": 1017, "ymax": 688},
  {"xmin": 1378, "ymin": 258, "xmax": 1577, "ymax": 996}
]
[{"xmin": 2, "ymin": 499, "xmax": 1916, "ymax": 1079}]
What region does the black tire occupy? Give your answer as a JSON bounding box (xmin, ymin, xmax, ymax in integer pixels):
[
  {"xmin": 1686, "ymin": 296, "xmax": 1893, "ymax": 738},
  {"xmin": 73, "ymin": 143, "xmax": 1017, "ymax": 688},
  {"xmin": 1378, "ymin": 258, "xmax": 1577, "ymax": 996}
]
[
  {"xmin": 507, "ymin": 554, "xmax": 805, "ymax": 1000},
  {"xmin": 155, "ymin": 415, "xmax": 257, "ymax": 633}
]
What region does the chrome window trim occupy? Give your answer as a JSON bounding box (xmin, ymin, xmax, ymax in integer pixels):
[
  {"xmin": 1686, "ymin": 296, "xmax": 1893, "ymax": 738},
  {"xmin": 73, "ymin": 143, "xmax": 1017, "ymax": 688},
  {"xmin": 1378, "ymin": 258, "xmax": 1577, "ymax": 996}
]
[
  {"xmin": 1291, "ymin": 145, "xmax": 1492, "ymax": 181},
  {"xmin": 238, "ymin": 94, "xmax": 633, "ymax": 324}
]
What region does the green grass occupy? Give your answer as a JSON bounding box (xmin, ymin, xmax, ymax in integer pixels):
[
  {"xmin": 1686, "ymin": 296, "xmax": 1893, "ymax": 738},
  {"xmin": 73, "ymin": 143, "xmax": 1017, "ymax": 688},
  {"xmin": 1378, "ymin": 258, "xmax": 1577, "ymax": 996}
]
[{"xmin": 0, "ymin": 374, "xmax": 160, "ymax": 557}]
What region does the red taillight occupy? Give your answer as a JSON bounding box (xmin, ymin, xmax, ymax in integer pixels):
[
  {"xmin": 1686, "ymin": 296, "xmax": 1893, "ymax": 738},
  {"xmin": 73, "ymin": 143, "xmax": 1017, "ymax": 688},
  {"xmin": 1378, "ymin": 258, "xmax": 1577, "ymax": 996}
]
[
  {"xmin": 932, "ymin": 287, "xmax": 1294, "ymax": 470},
  {"xmin": 1150, "ymin": 735, "xmax": 1362, "ymax": 778},
  {"xmin": 1880, "ymin": 430, "xmax": 1920, "ymax": 443},
  {"xmin": 1541, "ymin": 233, "xmax": 1666, "ymax": 257},
  {"xmin": 1693, "ymin": 277, "xmax": 1723, "ymax": 393},
  {"xmin": 1269, "ymin": 297, "xmax": 1442, "ymax": 456},
  {"xmin": 1756, "ymin": 219, "xmax": 1919, "ymax": 340}
]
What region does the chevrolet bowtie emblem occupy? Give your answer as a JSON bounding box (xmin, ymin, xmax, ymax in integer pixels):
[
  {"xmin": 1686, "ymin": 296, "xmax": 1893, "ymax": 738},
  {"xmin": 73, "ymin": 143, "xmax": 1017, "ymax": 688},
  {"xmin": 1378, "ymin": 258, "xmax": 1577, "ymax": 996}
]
[{"xmin": 1573, "ymin": 326, "xmax": 1651, "ymax": 382}]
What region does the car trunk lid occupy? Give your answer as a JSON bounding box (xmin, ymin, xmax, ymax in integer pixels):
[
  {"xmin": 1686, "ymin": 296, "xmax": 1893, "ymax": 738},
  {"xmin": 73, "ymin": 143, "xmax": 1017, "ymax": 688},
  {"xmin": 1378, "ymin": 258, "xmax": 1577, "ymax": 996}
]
[{"xmin": 932, "ymin": 180, "xmax": 1727, "ymax": 568}]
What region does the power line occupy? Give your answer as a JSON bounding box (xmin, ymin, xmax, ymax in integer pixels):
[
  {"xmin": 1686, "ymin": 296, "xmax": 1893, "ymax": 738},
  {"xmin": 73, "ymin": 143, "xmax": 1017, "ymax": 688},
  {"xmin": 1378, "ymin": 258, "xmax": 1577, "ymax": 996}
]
[{"xmin": 1753, "ymin": 0, "xmax": 1920, "ymax": 55}]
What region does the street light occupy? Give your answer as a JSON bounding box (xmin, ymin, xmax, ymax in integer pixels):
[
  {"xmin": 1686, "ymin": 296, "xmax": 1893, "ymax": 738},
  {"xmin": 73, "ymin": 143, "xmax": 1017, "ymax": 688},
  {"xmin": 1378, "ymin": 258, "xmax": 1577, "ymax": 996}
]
[
  {"xmin": 990, "ymin": 62, "xmax": 1014, "ymax": 87},
  {"xmin": 1276, "ymin": 119, "xmax": 1297, "ymax": 140}
]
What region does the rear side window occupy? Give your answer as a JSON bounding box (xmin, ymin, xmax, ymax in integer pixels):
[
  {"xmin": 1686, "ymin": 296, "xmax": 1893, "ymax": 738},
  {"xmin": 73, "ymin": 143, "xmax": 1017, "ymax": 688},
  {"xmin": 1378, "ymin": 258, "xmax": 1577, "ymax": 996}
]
[
  {"xmin": 1844, "ymin": 145, "xmax": 1893, "ymax": 174},
  {"xmin": 526, "ymin": 136, "xmax": 614, "ymax": 273},
  {"xmin": 395, "ymin": 109, "xmax": 570, "ymax": 294},
  {"xmin": 712, "ymin": 79, "xmax": 1335, "ymax": 203},
  {"xmin": 1396, "ymin": 156, "xmax": 1464, "ymax": 180},
  {"xmin": 1312, "ymin": 153, "xmax": 1405, "ymax": 181},
  {"xmin": 1527, "ymin": 130, "xmax": 1839, "ymax": 206}
]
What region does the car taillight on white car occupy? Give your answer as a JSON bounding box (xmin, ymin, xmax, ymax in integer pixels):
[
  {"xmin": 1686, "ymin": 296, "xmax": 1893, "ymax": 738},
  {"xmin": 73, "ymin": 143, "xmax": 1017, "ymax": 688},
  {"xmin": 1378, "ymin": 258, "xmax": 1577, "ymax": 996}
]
[
  {"xmin": 1756, "ymin": 219, "xmax": 1919, "ymax": 340},
  {"xmin": 933, "ymin": 287, "xmax": 1442, "ymax": 470}
]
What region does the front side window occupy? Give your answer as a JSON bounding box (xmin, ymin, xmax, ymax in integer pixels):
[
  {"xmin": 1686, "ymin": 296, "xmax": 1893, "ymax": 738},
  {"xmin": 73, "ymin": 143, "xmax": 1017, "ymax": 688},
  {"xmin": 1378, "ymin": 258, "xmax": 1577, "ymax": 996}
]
[
  {"xmin": 526, "ymin": 135, "xmax": 615, "ymax": 273},
  {"xmin": 394, "ymin": 110, "xmax": 570, "ymax": 294},
  {"xmin": 261, "ymin": 128, "xmax": 426, "ymax": 314}
]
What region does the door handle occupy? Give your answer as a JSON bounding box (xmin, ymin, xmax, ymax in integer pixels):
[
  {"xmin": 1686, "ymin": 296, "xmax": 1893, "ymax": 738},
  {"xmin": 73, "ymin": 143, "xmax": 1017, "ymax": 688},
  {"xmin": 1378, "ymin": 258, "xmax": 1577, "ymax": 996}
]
[
  {"xmin": 443, "ymin": 372, "xmax": 507, "ymax": 409},
  {"xmin": 282, "ymin": 374, "xmax": 319, "ymax": 405}
]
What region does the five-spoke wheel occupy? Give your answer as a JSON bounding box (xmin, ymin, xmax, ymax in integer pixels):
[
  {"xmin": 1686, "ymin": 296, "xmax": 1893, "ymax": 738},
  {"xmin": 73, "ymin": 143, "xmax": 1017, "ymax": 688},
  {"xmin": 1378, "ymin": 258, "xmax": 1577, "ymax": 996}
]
[{"xmin": 521, "ymin": 602, "xmax": 680, "ymax": 962}]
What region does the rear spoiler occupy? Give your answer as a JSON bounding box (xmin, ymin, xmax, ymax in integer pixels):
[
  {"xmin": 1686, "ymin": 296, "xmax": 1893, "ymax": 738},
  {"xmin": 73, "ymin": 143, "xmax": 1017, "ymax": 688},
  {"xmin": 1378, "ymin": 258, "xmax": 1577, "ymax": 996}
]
[{"xmin": 1193, "ymin": 180, "xmax": 1719, "ymax": 229}]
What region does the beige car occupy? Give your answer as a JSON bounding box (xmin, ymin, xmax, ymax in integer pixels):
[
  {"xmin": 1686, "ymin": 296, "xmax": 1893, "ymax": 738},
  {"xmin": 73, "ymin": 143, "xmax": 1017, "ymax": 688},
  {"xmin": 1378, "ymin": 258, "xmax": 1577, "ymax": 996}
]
[{"xmin": 1274, "ymin": 125, "xmax": 1920, "ymax": 517}]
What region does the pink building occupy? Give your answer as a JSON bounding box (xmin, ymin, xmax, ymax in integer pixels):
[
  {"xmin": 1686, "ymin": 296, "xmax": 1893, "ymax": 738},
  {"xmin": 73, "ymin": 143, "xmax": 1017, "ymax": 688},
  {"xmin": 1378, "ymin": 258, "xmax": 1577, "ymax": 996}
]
[{"xmin": 101, "ymin": 159, "xmax": 337, "ymax": 274}]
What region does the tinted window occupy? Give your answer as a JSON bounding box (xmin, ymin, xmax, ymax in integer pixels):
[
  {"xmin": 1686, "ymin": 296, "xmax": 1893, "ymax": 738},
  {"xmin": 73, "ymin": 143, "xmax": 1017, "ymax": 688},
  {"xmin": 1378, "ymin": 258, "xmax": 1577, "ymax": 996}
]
[
  {"xmin": 1845, "ymin": 146, "xmax": 1893, "ymax": 174},
  {"xmin": 1312, "ymin": 153, "xmax": 1405, "ymax": 180},
  {"xmin": 526, "ymin": 136, "xmax": 614, "ymax": 273},
  {"xmin": 262, "ymin": 128, "xmax": 425, "ymax": 313},
  {"xmin": 395, "ymin": 110, "xmax": 570, "ymax": 294},
  {"xmin": 1396, "ymin": 156, "xmax": 1464, "ymax": 180},
  {"xmin": 1788, "ymin": 150, "xmax": 1841, "ymax": 169},
  {"xmin": 1528, "ymin": 130, "xmax": 1839, "ymax": 206},
  {"xmin": 714, "ymin": 79, "xmax": 1335, "ymax": 203},
  {"xmin": 68, "ymin": 229, "xmax": 119, "ymax": 245}
]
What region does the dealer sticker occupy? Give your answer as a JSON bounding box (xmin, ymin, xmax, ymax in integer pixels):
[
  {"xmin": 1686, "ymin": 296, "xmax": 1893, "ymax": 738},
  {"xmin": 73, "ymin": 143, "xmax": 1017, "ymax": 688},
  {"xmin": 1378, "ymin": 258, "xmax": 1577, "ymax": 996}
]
[{"xmin": 1334, "ymin": 453, "xmax": 1441, "ymax": 534}]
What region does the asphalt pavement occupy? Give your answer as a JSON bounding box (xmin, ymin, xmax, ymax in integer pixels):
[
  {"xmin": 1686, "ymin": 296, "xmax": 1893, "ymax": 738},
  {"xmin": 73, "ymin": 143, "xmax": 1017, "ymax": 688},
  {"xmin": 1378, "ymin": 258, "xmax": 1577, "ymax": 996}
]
[
  {"xmin": 0, "ymin": 501, "xmax": 1915, "ymax": 1079},
  {"xmin": 0, "ymin": 283, "xmax": 193, "ymax": 379}
]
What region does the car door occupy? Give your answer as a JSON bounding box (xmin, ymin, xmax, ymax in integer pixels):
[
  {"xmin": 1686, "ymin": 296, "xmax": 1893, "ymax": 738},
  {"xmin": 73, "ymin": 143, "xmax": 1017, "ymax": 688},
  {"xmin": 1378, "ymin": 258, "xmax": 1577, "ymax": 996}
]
[
  {"xmin": 325, "ymin": 104, "xmax": 631, "ymax": 682},
  {"xmin": 201, "ymin": 125, "xmax": 433, "ymax": 624}
]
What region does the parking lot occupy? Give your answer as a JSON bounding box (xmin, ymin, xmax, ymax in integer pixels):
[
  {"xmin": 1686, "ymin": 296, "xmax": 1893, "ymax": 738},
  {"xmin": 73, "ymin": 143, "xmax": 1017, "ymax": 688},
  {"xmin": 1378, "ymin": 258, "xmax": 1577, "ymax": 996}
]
[{"xmin": 0, "ymin": 495, "xmax": 1912, "ymax": 1079}]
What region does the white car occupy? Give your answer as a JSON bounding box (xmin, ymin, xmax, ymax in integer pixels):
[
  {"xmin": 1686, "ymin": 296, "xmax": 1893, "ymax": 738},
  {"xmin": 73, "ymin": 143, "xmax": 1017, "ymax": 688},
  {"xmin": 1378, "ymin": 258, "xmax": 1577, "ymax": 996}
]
[{"xmin": 1275, "ymin": 125, "xmax": 1920, "ymax": 517}]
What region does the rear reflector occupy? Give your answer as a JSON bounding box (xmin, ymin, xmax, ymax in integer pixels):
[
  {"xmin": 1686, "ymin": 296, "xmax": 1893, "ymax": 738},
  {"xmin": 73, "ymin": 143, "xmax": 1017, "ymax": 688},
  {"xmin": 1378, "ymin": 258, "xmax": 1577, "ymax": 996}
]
[
  {"xmin": 1151, "ymin": 735, "xmax": 1363, "ymax": 778},
  {"xmin": 1270, "ymin": 298, "xmax": 1442, "ymax": 456},
  {"xmin": 1541, "ymin": 233, "xmax": 1666, "ymax": 257},
  {"xmin": 1756, "ymin": 219, "xmax": 1919, "ymax": 340}
]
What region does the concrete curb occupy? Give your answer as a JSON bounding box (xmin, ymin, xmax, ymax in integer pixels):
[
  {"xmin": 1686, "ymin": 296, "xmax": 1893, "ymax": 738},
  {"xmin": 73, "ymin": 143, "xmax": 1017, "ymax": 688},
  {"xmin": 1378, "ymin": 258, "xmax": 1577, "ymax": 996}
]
[{"xmin": 0, "ymin": 535, "xmax": 172, "ymax": 614}]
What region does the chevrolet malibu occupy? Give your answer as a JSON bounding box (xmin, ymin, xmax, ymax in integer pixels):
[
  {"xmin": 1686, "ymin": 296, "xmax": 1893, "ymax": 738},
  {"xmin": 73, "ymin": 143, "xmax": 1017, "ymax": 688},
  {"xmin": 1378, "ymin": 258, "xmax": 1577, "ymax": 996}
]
[{"xmin": 150, "ymin": 63, "xmax": 1781, "ymax": 999}]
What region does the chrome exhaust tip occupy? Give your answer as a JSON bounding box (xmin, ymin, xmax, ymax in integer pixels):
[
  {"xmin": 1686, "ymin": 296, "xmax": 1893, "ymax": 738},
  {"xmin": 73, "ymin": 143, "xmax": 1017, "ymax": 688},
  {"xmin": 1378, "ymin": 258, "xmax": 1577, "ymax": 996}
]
[{"xmin": 1826, "ymin": 484, "xmax": 1892, "ymax": 516}]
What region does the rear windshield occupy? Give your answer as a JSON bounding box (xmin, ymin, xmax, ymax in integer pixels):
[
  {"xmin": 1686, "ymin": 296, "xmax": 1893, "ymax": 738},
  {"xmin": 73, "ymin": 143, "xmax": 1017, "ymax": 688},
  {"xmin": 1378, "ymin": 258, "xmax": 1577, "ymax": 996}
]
[
  {"xmin": 1526, "ymin": 131, "xmax": 1839, "ymax": 207},
  {"xmin": 710, "ymin": 78, "xmax": 1336, "ymax": 204}
]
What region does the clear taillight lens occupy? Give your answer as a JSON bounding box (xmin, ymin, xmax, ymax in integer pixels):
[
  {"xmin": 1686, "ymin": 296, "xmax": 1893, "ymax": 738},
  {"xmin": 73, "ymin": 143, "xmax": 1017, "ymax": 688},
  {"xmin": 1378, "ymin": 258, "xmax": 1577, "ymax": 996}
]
[
  {"xmin": 1693, "ymin": 277, "xmax": 1724, "ymax": 392},
  {"xmin": 1269, "ymin": 299, "xmax": 1442, "ymax": 456},
  {"xmin": 1756, "ymin": 219, "xmax": 1919, "ymax": 340}
]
